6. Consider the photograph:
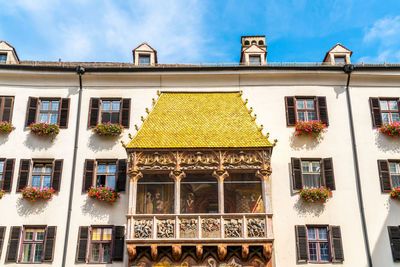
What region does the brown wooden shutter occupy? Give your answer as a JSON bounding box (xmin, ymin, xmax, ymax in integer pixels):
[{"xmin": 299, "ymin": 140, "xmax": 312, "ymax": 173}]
[
  {"xmin": 0, "ymin": 226, "xmax": 5, "ymax": 258},
  {"xmin": 76, "ymin": 226, "xmax": 89, "ymax": 263},
  {"xmin": 120, "ymin": 98, "xmax": 131, "ymax": 128},
  {"xmin": 43, "ymin": 226, "xmax": 56, "ymax": 262},
  {"xmin": 323, "ymin": 158, "xmax": 335, "ymax": 190},
  {"xmin": 291, "ymin": 158, "xmax": 303, "ymax": 190},
  {"xmin": 2, "ymin": 97, "xmax": 14, "ymax": 122},
  {"xmin": 378, "ymin": 160, "xmax": 392, "ymax": 192},
  {"xmin": 17, "ymin": 159, "xmax": 31, "ymax": 192},
  {"xmin": 6, "ymin": 226, "xmax": 21, "ymax": 262},
  {"xmin": 59, "ymin": 98, "xmax": 70, "ymax": 128},
  {"xmin": 388, "ymin": 226, "xmax": 400, "ymax": 262},
  {"xmin": 26, "ymin": 97, "xmax": 38, "ymax": 126},
  {"xmin": 51, "ymin": 160, "xmax": 63, "ymax": 192},
  {"xmin": 317, "ymin": 96, "xmax": 329, "ymax": 126},
  {"xmin": 285, "ymin": 96, "xmax": 297, "ymax": 126},
  {"xmin": 330, "ymin": 226, "xmax": 344, "ymax": 262},
  {"xmin": 116, "ymin": 159, "xmax": 127, "ymax": 192},
  {"xmin": 113, "ymin": 226, "xmax": 125, "ymax": 261},
  {"xmin": 2, "ymin": 158, "xmax": 15, "ymax": 192},
  {"xmin": 295, "ymin": 225, "xmax": 308, "ymax": 263},
  {"xmin": 370, "ymin": 97, "xmax": 382, "ymax": 128},
  {"xmin": 88, "ymin": 98, "xmax": 100, "ymax": 127},
  {"xmin": 83, "ymin": 160, "xmax": 95, "ymax": 192}
]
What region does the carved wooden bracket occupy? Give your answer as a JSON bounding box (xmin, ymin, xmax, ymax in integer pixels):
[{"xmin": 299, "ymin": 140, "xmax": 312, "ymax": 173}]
[
  {"xmin": 127, "ymin": 244, "xmax": 137, "ymax": 262},
  {"xmin": 169, "ymin": 170, "xmax": 186, "ymax": 182},
  {"xmin": 217, "ymin": 244, "xmax": 227, "ymax": 261},
  {"xmin": 263, "ymin": 243, "xmax": 273, "ymax": 261},
  {"xmin": 151, "ymin": 244, "xmax": 158, "ymax": 261},
  {"xmin": 196, "ymin": 245, "xmax": 203, "ymax": 261},
  {"xmin": 130, "ymin": 171, "xmax": 143, "ymax": 182},
  {"xmin": 212, "ymin": 170, "xmax": 229, "ymax": 182},
  {"xmin": 172, "ymin": 244, "xmax": 182, "ymax": 262},
  {"xmin": 241, "ymin": 244, "xmax": 249, "ymax": 261}
]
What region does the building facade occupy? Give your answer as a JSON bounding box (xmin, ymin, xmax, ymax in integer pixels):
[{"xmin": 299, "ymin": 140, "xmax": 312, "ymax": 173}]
[{"xmin": 0, "ymin": 37, "xmax": 398, "ymax": 267}]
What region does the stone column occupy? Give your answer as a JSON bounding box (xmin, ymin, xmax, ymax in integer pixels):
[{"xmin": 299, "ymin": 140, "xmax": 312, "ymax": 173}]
[
  {"xmin": 256, "ymin": 170, "xmax": 272, "ymax": 213},
  {"xmin": 128, "ymin": 171, "xmax": 143, "ymax": 214},
  {"xmin": 213, "ymin": 170, "xmax": 229, "ymax": 214},
  {"xmin": 170, "ymin": 171, "xmax": 186, "ymax": 214}
]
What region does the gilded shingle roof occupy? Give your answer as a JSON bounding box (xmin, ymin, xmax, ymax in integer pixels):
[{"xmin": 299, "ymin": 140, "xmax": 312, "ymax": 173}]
[{"xmin": 127, "ymin": 92, "xmax": 271, "ymax": 149}]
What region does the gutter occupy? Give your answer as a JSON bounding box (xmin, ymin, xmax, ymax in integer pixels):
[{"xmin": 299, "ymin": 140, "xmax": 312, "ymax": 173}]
[
  {"xmin": 343, "ymin": 64, "xmax": 373, "ymax": 267},
  {"xmin": 61, "ymin": 66, "xmax": 85, "ymax": 267}
]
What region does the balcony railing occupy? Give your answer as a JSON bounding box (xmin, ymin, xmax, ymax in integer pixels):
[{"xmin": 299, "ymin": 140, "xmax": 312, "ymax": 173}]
[{"xmin": 126, "ymin": 213, "xmax": 273, "ymax": 243}]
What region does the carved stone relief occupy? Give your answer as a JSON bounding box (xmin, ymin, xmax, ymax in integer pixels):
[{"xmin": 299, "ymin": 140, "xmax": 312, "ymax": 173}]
[
  {"xmin": 224, "ymin": 218, "xmax": 242, "ymax": 238},
  {"xmin": 247, "ymin": 218, "xmax": 265, "ymax": 238}
]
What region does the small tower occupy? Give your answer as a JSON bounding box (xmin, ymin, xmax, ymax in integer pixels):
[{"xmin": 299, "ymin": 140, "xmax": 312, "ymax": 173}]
[
  {"xmin": 0, "ymin": 41, "xmax": 19, "ymax": 64},
  {"xmin": 322, "ymin": 43, "xmax": 352, "ymax": 65},
  {"xmin": 240, "ymin": 36, "xmax": 267, "ymax": 65},
  {"xmin": 132, "ymin": 43, "xmax": 158, "ymax": 66}
]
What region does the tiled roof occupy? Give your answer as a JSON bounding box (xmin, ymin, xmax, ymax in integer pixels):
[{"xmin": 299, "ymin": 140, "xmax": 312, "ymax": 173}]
[{"xmin": 127, "ymin": 92, "xmax": 272, "ymax": 149}]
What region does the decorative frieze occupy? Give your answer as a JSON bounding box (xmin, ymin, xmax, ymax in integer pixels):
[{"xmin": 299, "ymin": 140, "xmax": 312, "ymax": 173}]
[
  {"xmin": 157, "ymin": 219, "xmax": 175, "ymax": 238},
  {"xmin": 179, "ymin": 218, "xmax": 197, "ymax": 238},
  {"xmin": 134, "ymin": 219, "xmax": 152, "ymax": 239},
  {"xmin": 247, "ymin": 218, "xmax": 266, "ymax": 238},
  {"xmin": 201, "ymin": 218, "xmax": 220, "ymax": 238},
  {"xmin": 224, "ymin": 218, "xmax": 242, "ymax": 238}
]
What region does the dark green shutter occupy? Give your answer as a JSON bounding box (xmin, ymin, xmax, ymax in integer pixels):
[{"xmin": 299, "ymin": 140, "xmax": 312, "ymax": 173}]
[
  {"xmin": 285, "ymin": 97, "xmax": 297, "ymax": 126},
  {"xmin": 113, "ymin": 226, "xmax": 125, "ymax": 261},
  {"xmin": 51, "ymin": 160, "xmax": 63, "ymax": 192},
  {"xmin": 370, "ymin": 97, "xmax": 382, "ymax": 127},
  {"xmin": 2, "ymin": 159, "xmax": 15, "ymax": 192},
  {"xmin": 6, "ymin": 226, "xmax": 21, "ymax": 262},
  {"xmin": 59, "ymin": 98, "xmax": 70, "ymax": 128},
  {"xmin": 323, "ymin": 158, "xmax": 335, "ymax": 190},
  {"xmin": 17, "ymin": 159, "xmax": 31, "ymax": 192},
  {"xmin": 317, "ymin": 96, "xmax": 329, "ymax": 126},
  {"xmin": 26, "ymin": 97, "xmax": 38, "ymax": 126},
  {"xmin": 120, "ymin": 98, "xmax": 131, "ymax": 128},
  {"xmin": 388, "ymin": 226, "xmax": 400, "ymax": 262},
  {"xmin": 116, "ymin": 159, "xmax": 126, "ymax": 192},
  {"xmin": 378, "ymin": 160, "xmax": 392, "ymax": 192},
  {"xmin": 83, "ymin": 160, "xmax": 95, "ymax": 192},
  {"xmin": 88, "ymin": 98, "xmax": 100, "ymax": 127}
]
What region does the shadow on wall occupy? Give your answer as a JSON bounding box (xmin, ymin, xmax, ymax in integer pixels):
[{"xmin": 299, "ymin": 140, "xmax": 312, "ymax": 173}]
[
  {"xmin": 81, "ymin": 197, "xmax": 113, "ymax": 220},
  {"xmin": 87, "ymin": 133, "xmax": 121, "ymax": 152},
  {"xmin": 16, "ymin": 196, "xmax": 50, "ymax": 216},
  {"xmin": 334, "ymin": 86, "xmax": 346, "ymax": 99},
  {"xmin": 292, "ymin": 197, "xmax": 326, "ymax": 218},
  {"xmin": 289, "ymin": 132, "xmax": 323, "ymax": 151},
  {"xmin": 23, "ymin": 131, "xmax": 56, "ymax": 150},
  {"xmin": 375, "ymin": 132, "xmax": 400, "ymax": 153},
  {"xmin": 0, "ymin": 133, "xmax": 10, "ymax": 146}
]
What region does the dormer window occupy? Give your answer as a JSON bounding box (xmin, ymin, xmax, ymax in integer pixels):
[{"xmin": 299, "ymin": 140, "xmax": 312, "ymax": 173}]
[
  {"xmin": 0, "ymin": 54, "xmax": 7, "ymax": 63},
  {"xmin": 249, "ymin": 55, "xmax": 261, "ymax": 65},
  {"xmin": 139, "ymin": 54, "xmax": 150, "ymax": 66},
  {"xmin": 335, "ymin": 56, "xmax": 346, "ymax": 65}
]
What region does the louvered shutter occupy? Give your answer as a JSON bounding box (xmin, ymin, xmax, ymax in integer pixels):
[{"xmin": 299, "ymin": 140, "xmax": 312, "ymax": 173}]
[
  {"xmin": 83, "ymin": 160, "xmax": 95, "ymax": 192},
  {"xmin": 88, "ymin": 98, "xmax": 100, "ymax": 127},
  {"xmin": 43, "ymin": 226, "xmax": 56, "ymax": 262},
  {"xmin": 291, "ymin": 158, "xmax": 303, "ymax": 190},
  {"xmin": 113, "ymin": 226, "xmax": 125, "ymax": 261},
  {"xmin": 330, "ymin": 226, "xmax": 344, "ymax": 262},
  {"xmin": 116, "ymin": 159, "xmax": 127, "ymax": 192},
  {"xmin": 51, "ymin": 160, "xmax": 63, "ymax": 192},
  {"xmin": 323, "ymin": 158, "xmax": 335, "ymax": 190},
  {"xmin": 388, "ymin": 226, "xmax": 400, "ymax": 262},
  {"xmin": 317, "ymin": 96, "xmax": 329, "ymax": 126},
  {"xmin": 3, "ymin": 158, "xmax": 15, "ymax": 192},
  {"xmin": 120, "ymin": 98, "xmax": 131, "ymax": 128},
  {"xmin": 6, "ymin": 226, "xmax": 21, "ymax": 262},
  {"xmin": 2, "ymin": 97, "xmax": 14, "ymax": 122},
  {"xmin": 295, "ymin": 225, "xmax": 308, "ymax": 263},
  {"xmin": 370, "ymin": 97, "xmax": 382, "ymax": 128},
  {"xmin": 285, "ymin": 97, "xmax": 297, "ymax": 126},
  {"xmin": 26, "ymin": 97, "xmax": 38, "ymax": 126},
  {"xmin": 17, "ymin": 159, "xmax": 31, "ymax": 192},
  {"xmin": 378, "ymin": 160, "xmax": 392, "ymax": 192},
  {"xmin": 76, "ymin": 226, "xmax": 89, "ymax": 263},
  {"xmin": 59, "ymin": 98, "xmax": 70, "ymax": 128},
  {"xmin": 0, "ymin": 226, "xmax": 5, "ymax": 258}
]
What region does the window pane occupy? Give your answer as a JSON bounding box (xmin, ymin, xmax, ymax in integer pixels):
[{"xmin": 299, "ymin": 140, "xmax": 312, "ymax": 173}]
[
  {"xmin": 296, "ymin": 100, "xmax": 305, "ymax": 109},
  {"xmin": 42, "ymin": 176, "xmax": 51, "ymax": 188},
  {"xmin": 303, "ymin": 174, "xmax": 321, "ymax": 188},
  {"xmin": 382, "ymin": 113, "xmax": 390, "ymax": 124},
  {"xmin": 106, "ymin": 175, "xmax": 115, "ymax": 189},
  {"xmin": 380, "ymin": 100, "xmax": 388, "ymax": 111},
  {"xmin": 44, "ymin": 165, "xmax": 52, "ymax": 173},
  {"xmin": 103, "ymin": 228, "xmax": 112, "ymax": 241},
  {"xmin": 33, "ymin": 165, "xmax": 43, "ymax": 173},
  {"xmin": 0, "ymin": 174, "xmax": 2, "ymax": 182},
  {"xmin": 312, "ymin": 162, "xmax": 321, "ymax": 172},
  {"xmin": 92, "ymin": 228, "xmax": 101, "ymax": 240},
  {"xmin": 49, "ymin": 113, "xmax": 58, "ymax": 124},
  {"xmin": 392, "ymin": 113, "xmax": 400, "ymax": 122},
  {"xmin": 101, "ymin": 112, "xmax": 111, "ymax": 123},
  {"xmin": 112, "ymin": 101, "xmax": 120, "ymax": 111},
  {"xmin": 308, "ymin": 243, "xmax": 318, "ymax": 261},
  {"xmin": 36, "ymin": 229, "xmax": 45, "ymax": 241},
  {"xmin": 389, "ymin": 101, "xmax": 398, "ymax": 111},
  {"xmin": 335, "ymin": 57, "xmax": 345, "ymax": 64},
  {"xmin": 108, "ymin": 164, "xmax": 116, "ymax": 174},
  {"xmin": 137, "ymin": 174, "xmax": 174, "ymax": 214},
  {"xmin": 306, "ymin": 99, "xmax": 314, "ymax": 109},
  {"xmin": 33, "ymin": 244, "xmax": 43, "ymax": 262},
  {"xmin": 22, "ymin": 244, "xmax": 32, "ymax": 262},
  {"xmin": 102, "ymin": 101, "xmax": 111, "ymax": 111},
  {"xmin": 391, "ymin": 175, "xmax": 400, "ymax": 188},
  {"xmin": 97, "ymin": 164, "xmax": 106, "ymax": 173},
  {"xmin": 97, "ymin": 175, "xmax": 106, "ymax": 187},
  {"xmin": 297, "ymin": 111, "xmax": 306, "ymax": 121},
  {"xmin": 389, "ymin": 163, "xmax": 398, "ymax": 174},
  {"xmin": 320, "ymin": 242, "xmax": 330, "ymax": 261},
  {"xmin": 307, "ymin": 228, "xmax": 316, "ymax": 240},
  {"xmin": 111, "ymin": 112, "xmax": 120, "ymax": 124},
  {"xmin": 32, "ymin": 176, "xmax": 41, "ymax": 187},
  {"xmin": 39, "ymin": 113, "xmax": 49, "ymax": 123},
  {"xmin": 91, "ymin": 243, "xmax": 100, "ymax": 262},
  {"xmin": 0, "ymin": 161, "xmax": 4, "ymax": 173},
  {"xmin": 25, "ymin": 229, "xmax": 34, "ymax": 240},
  {"xmin": 41, "ymin": 101, "xmax": 50, "ymax": 111},
  {"xmin": 102, "ymin": 243, "xmax": 111, "ymax": 262},
  {"xmin": 307, "ymin": 111, "xmax": 316, "ymax": 121},
  {"xmin": 302, "ymin": 161, "xmax": 310, "ymax": 172},
  {"xmin": 318, "ymin": 228, "xmax": 327, "ymax": 240},
  {"xmin": 51, "ymin": 101, "xmax": 59, "ymax": 111},
  {"xmin": 249, "ymin": 56, "xmax": 261, "ymax": 65},
  {"xmin": 0, "ymin": 54, "xmax": 7, "ymax": 63},
  {"xmin": 139, "ymin": 55, "xmax": 150, "ymax": 65}
]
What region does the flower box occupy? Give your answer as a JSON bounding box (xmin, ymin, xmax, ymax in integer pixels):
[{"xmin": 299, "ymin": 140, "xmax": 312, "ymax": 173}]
[
  {"xmin": 299, "ymin": 186, "xmax": 332, "ymax": 203},
  {"xmin": 0, "ymin": 121, "xmax": 15, "ymax": 134},
  {"xmin": 21, "ymin": 186, "xmax": 55, "ymax": 202},
  {"xmin": 0, "ymin": 189, "xmax": 5, "ymax": 199},
  {"xmin": 87, "ymin": 186, "xmax": 120, "ymax": 203},
  {"xmin": 29, "ymin": 122, "xmax": 60, "ymax": 137},
  {"xmin": 379, "ymin": 122, "xmax": 400, "ymax": 138},
  {"xmin": 295, "ymin": 120, "xmax": 326, "ymax": 137},
  {"xmin": 390, "ymin": 187, "xmax": 400, "ymax": 200},
  {"xmin": 93, "ymin": 123, "xmax": 124, "ymax": 137}
]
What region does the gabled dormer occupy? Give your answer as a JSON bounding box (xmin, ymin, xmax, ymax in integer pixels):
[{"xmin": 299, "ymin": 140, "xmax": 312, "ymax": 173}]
[
  {"xmin": 132, "ymin": 43, "xmax": 157, "ymax": 66},
  {"xmin": 0, "ymin": 41, "xmax": 19, "ymax": 64},
  {"xmin": 323, "ymin": 43, "xmax": 352, "ymax": 65},
  {"xmin": 240, "ymin": 36, "xmax": 267, "ymax": 65}
]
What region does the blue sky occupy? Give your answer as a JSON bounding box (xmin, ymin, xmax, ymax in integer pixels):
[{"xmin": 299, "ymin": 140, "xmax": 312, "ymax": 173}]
[{"xmin": 1, "ymin": 0, "xmax": 400, "ymax": 64}]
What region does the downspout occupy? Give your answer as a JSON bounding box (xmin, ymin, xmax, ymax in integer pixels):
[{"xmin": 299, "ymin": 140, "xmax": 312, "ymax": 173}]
[
  {"xmin": 61, "ymin": 66, "xmax": 85, "ymax": 267},
  {"xmin": 343, "ymin": 64, "xmax": 373, "ymax": 267}
]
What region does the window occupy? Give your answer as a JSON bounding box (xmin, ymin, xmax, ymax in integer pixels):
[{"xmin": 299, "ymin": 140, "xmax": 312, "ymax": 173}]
[
  {"xmin": 96, "ymin": 162, "xmax": 117, "ymax": 189},
  {"xmin": 89, "ymin": 227, "xmax": 113, "ymax": 263},
  {"xmin": 38, "ymin": 100, "xmax": 59, "ymax": 124},
  {"xmin": 137, "ymin": 174, "xmax": 174, "ymax": 214},
  {"xmin": 291, "ymin": 158, "xmax": 335, "ymax": 191},
  {"xmin": 224, "ymin": 173, "xmax": 263, "ymax": 213},
  {"xmin": 251, "ymin": 40, "xmax": 256, "ymax": 45},
  {"xmin": 20, "ymin": 228, "xmax": 45, "ymax": 263},
  {"xmin": 101, "ymin": 100, "xmax": 120, "ymax": 124},
  {"xmin": 181, "ymin": 173, "xmax": 218, "ymax": 213},
  {"xmin": 296, "ymin": 98, "xmax": 317, "ymax": 122},
  {"xmin": 307, "ymin": 227, "xmax": 330, "ymax": 263},
  {"xmin": 139, "ymin": 55, "xmax": 150, "ymax": 66},
  {"xmin": 244, "ymin": 40, "xmax": 250, "ymax": 45},
  {"xmin": 0, "ymin": 54, "xmax": 7, "ymax": 63},
  {"xmin": 249, "ymin": 55, "xmax": 261, "ymax": 65},
  {"xmin": 334, "ymin": 56, "xmax": 346, "ymax": 64},
  {"xmin": 301, "ymin": 161, "xmax": 322, "ymax": 188},
  {"xmin": 0, "ymin": 160, "xmax": 4, "ymax": 188},
  {"xmin": 380, "ymin": 100, "xmax": 400, "ymax": 124},
  {"xmin": 0, "ymin": 96, "xmax": 14, "ymax": 122},
  {"xmin": 258, "ymin": 40, "xmax": 264, "ymax": 45},
  {"xmin": 389, "ymin": 162, "xmax": 400, "ymax": 188},
  {"xmin": 31, "ymin": 163, "xmax": 52, "ymax": 189}
]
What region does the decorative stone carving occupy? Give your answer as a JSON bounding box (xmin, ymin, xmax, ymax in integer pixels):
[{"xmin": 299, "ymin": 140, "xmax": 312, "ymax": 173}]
[
  {"xmin": 218, "ymin": 244, "xmax": 227, "ymax": 261},
  {"xmin": 127, "ymin": 244, "xmax": 137, "ymax": 261},
  {"xmin": 201, "ymin": 218, "xmax": 220, "ymax": 238},
  {"xmin": 224, "ymin": 218, "xmax": 242, "ymax": 238},
  {"xmin": 196, "ymin": 245, "xmax": 203, "ymax": 261},
  {"xmin": 151, "ymin": 244, "xmax": 158, "ymax": 261},
  {"xmin": 172, "ymin": 244, "xmax": 182, "ymax": 261},
  {"xmin": 247, "ymin": 218, "xmax": 266, "ymax": 238},
  {"xmin": 157, "ymin": 219, "xmax": 175, "ymax": 238},
  {"xmin": 263, "ymin": 243, "xmax": 273, "ymax": 261},
  {"xmin": 241, "ymin": 244, "xmax": 249, "ymax": 260},
  {"xmin": 180, "ymin": 218, "xmax": 197, "ymax": 238},
  {"xmin": 134, "ymin": 219, "xmax": 153, "ymax": 239}
]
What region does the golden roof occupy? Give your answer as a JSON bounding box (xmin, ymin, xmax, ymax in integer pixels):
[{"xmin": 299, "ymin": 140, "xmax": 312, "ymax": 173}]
[{"xmin": 127, "ymin": 92, "xmax": 272, "ymax": 149}]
